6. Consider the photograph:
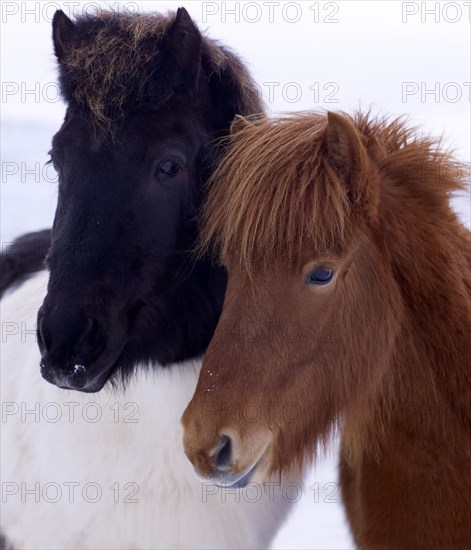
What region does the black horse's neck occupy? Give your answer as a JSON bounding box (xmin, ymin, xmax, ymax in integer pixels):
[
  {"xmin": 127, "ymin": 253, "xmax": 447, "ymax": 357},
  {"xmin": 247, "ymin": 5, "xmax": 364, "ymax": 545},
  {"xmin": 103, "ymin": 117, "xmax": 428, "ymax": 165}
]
[{"xmin": 143, "ymin": 250, "xmax": 227, "ymax": 367}]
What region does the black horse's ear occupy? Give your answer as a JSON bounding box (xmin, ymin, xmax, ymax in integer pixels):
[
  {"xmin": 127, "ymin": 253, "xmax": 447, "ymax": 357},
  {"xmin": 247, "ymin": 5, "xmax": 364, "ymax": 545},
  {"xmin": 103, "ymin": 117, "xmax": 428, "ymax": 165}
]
[
  {"xmin": 166, "ymin": 8, "xmax": 202, "ymax": 87},
  {"xmin": 323, "ymin": 111, "xmax": 370, "ymax": 208},
  {"xmin": 52, "ymin": 10, "xmax": 76, "ymax": 62}
]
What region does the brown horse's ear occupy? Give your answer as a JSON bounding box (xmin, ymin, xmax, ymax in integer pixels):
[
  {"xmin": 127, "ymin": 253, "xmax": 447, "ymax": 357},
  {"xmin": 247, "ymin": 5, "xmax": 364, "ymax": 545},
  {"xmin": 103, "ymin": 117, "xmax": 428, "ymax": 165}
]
[
  {"xmin": 52, "ymin": 10, "xmax": 76, "ymax": 62},
  {"xmin": 323, "ymin": 111, "xmax": 371, "ymax": 210},
  {"xmin": 166, "ymin": 7, "xmax": 202, "ymax": 88}
]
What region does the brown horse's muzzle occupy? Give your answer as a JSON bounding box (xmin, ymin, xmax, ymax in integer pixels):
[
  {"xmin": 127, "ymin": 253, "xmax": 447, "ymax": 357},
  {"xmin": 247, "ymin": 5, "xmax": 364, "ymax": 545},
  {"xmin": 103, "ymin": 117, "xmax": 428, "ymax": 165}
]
[{"xmin": 182, "ymin": 401, "xmax": 273, "ymax": 488}]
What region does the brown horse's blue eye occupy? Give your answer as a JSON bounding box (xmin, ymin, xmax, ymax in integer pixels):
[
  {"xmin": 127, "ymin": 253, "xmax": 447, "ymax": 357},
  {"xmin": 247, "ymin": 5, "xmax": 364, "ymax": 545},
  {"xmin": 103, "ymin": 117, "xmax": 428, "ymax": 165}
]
[
  {"xmin": 156, "ymin": 160, "xmax": 182, "ymax": 178},
  {"xmin": 305, "ymin": 266, "xmax": 335, "ymax": 286}
]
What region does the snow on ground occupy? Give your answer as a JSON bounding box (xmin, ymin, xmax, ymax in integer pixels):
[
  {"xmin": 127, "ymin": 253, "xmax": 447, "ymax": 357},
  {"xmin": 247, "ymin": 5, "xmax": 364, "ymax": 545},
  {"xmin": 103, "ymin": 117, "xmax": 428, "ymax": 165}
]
[
  {"xmin": 273, "ymin": 442, "xmax": 354, "ymax": 549},
  {"xmin": 1, "ymin": 2, "xmax": 469, "ymax": 549}
]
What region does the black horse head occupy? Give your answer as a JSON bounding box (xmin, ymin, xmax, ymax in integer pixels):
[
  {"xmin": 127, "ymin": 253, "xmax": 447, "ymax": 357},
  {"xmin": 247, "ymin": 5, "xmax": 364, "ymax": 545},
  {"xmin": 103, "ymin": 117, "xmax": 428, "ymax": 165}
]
[{"xmin": 37, "ymin": 8, "xmax": 262, "ymax": 392}]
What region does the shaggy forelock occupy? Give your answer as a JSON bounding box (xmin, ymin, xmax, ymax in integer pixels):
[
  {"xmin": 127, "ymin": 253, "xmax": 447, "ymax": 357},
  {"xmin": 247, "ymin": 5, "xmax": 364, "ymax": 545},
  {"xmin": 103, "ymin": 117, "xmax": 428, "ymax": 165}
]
[
  {"xmin": 198, "ymin": 111, "xmax": 467, "ymax": 276},
  {"xmin": 58, "ymin": 11, "xmax": 174, "ymax": 134},
  {"xmin": 199, "ymin": 113, "xmax": 352, "ymax": 274},
  {"xmin": 55, "ymin": 10, "xmax": 264, "ymax": 140}
]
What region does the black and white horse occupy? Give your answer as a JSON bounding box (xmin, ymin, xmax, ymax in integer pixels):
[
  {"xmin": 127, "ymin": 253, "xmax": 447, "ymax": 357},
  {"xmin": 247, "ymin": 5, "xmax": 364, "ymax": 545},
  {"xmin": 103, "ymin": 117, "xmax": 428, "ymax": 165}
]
[{"xmin": 1, "ymin": 9, "xmax": 297, "ymax": 548}]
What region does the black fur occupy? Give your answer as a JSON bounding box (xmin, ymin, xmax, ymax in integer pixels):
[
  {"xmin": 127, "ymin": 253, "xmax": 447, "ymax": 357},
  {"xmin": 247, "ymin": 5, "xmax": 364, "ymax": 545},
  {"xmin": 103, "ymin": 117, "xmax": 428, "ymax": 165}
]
[
  {"xmin": 37, "ymin": 8, "xmax": 263, "ymax": 392},
  {"xmin": 0, "ymin": 229, "xmax": 51, "ymax": 299}
]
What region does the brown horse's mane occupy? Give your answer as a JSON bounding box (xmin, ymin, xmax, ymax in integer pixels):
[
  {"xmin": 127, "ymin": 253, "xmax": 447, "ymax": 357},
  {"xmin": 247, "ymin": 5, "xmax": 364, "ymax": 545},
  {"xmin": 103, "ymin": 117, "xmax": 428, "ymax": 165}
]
[
  {"xmin": 57, "ymin": 10, "xmax": 260, "ymax": 135},
  {"xmin": 199, "ymin": 112, "xmax": 467, "ymax": 275}
]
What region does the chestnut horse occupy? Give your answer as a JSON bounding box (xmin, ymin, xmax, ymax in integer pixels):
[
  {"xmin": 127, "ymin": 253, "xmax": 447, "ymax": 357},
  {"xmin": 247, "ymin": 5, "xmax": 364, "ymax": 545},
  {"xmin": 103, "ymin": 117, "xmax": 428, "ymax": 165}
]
[{"xmin": 182, "ymin": 112, "xmax": 471, "ymax": 548}]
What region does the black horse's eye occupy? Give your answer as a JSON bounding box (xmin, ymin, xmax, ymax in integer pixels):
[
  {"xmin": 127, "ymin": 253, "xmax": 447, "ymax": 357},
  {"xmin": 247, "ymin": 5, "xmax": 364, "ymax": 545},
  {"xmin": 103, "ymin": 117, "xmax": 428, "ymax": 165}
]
[
  {"xmin": 305, "ymin": 266, "xmax": 335, "ymax": 286},
  {"xmin": 155, "ymin": 159, "xmax": 183, "ymax": 179}
]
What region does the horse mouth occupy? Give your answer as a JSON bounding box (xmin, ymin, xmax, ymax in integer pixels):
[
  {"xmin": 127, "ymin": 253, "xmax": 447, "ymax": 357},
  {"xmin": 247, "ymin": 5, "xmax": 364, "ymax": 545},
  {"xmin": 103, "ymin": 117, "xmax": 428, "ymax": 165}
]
[
  {"xmin": 224, "ymin": 463, "xmax": 257, "ymax": 488},
  {"xmin": 40, "ymin": 348, "xmax": 124, "ymax": 393},
  {"xmin": 212, "ymin": 454, "xmax": 265, "ymax": 489}
]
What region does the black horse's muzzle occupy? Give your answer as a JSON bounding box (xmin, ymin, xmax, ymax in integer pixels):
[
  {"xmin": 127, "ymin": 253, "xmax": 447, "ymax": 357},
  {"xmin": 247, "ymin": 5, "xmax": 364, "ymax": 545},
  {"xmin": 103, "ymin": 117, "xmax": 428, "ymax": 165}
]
[
  {"xmin": 39, "ymin": 359, "xmax": 114, "ymax": 392},
  {"xmin": 37, "ymin": 303, "xmax": 123, "ymax": 392}
]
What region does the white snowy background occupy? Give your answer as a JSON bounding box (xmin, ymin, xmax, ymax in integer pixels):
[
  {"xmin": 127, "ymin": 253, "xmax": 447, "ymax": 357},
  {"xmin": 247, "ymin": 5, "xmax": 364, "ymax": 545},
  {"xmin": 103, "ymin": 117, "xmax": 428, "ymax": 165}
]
[{"xmin": 1, "ymin": 1, "xmax": 469, "ymax": 548}]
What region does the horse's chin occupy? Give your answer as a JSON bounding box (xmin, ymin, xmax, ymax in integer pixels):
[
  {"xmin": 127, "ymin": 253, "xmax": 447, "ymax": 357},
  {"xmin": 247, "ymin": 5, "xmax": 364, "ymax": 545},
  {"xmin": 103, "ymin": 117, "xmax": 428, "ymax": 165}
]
[
  {"xmin": 40, "ymin": 347, "xmax": 125, "ymax": 393},
  {"xmin": 202, "ymin": 446, "xmax": 273, "ymax": 489},
  {"xmin": 212, "ymin": 459, "xmax": 260, "ymax": 488},
  {"xmin": 62, "ymin": 367, "xmax": 114, "ymax": 393}
]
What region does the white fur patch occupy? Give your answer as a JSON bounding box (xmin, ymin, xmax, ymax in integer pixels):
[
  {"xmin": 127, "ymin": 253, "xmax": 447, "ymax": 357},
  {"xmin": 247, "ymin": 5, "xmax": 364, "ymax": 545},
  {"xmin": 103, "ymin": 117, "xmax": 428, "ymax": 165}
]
[{"xmin": 0, "ymin": 271, "xmax": 297, "ymax": 549}]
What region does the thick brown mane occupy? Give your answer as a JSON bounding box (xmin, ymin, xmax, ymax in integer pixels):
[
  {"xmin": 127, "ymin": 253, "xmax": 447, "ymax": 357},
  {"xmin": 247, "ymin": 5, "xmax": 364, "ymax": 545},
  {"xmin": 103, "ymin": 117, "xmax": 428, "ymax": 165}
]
[
  {"xmin": 199, "ymin": 112, "xmax": 467, "ymax": 274},
  {"xmin": 57, "ymin": 11, "xmax": 261, "ymax": 136}
]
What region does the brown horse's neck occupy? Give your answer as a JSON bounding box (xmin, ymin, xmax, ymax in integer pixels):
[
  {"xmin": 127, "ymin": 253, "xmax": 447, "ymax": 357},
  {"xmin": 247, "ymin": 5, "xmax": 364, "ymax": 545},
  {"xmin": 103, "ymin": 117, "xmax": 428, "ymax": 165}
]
[
  {"xmin": 341, "ymin": 178, "xmax": 471, "ymax": 546},
  {"xmin": 373, "ymin": 171, "xmax": 471, "ymax": 448}
]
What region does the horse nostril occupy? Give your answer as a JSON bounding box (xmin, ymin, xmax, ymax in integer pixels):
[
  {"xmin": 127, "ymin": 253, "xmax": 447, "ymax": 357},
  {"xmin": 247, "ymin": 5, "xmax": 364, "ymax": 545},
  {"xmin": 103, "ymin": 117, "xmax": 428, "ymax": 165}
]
[{"xmin": 214, "ymin": 435, "xmax": 232, "ymax": 470}]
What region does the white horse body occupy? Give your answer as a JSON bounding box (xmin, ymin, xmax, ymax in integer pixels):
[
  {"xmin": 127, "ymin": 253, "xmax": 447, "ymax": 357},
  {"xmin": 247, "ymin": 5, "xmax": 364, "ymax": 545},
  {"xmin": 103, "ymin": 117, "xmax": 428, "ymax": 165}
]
[{"xmin": 1, "ymin": 271, "xmax": 294, "ymax": 549}]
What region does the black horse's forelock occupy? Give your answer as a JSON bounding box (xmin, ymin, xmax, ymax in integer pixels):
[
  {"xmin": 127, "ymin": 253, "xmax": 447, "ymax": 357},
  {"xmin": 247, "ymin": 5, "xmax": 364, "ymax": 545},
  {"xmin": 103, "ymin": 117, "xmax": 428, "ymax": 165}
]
[
  {"xmin": 56, "ymin": 10, "xmax": 262, "ymax": 138},
  {"xmin": 57, "ymin": 11, "xmax": 173, "ymax": 136}
]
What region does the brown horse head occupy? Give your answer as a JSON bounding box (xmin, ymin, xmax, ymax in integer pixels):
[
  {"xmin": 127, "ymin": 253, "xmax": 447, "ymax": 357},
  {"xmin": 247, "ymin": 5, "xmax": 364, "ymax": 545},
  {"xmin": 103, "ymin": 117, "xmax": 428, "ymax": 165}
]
[{"xmin": 181, "ymin": 111, "xmax": 471, "ymax": 514}]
